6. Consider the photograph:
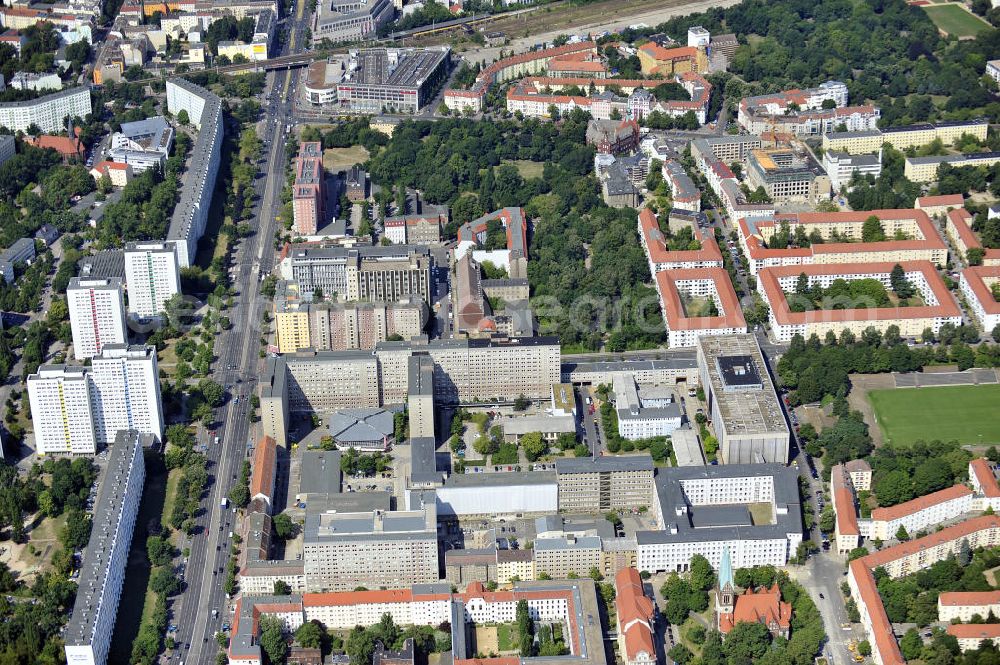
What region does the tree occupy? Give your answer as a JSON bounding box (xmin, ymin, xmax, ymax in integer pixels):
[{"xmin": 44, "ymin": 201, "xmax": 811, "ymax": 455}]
[
  {"xmin": 968, "ymin": 247, "xmax": 985, "ymax": 266},
  {"xmin": 819, "ymin": 506, "xmax": 835, "ymax": 533},
  {"xmin": 861, "ymin": 215, "xmax": 886, "ymax": 242},
  {"xmin": 198, "ymin": 378, "xmax": 224, "ymax": 407},
  {"xmin": 899, "ymin": 628, "xmax": 922, "ymax": 660},
  {"xmin": 513, "ymin": 394, "xmax": 530, "ymax": 411},
  {"xmin": 259, "ymin": 615, "xmax": 287, "ymax": 665},
  {"xmin": 521, "ymin": 432, "xmax": 547, "ymax": 462},
  {"xmin": 273, "ymin": 513, "xmax": 296, "ymax": 540},
  {"xmin": 857, "ymin": 640, "xmax": 872, "ymax": 657},
  {"xmin": 895, "ymin": 524, "xmax": 909, "ymax": 541},
  {"xmin": 689, "ymin": 554, "xmax": 715, "ymax": 592},
  {"xmin": 993, "ymin": 323, "xmax": 1000, "ymax": 343},
  {"xmin": 273, "ymin": 580, "xmax": 291, "ymax": 595},
  {"xmin": 668, "ymin": 644, "xmax": 693, "ymax": 664},
  {"xmin": 295, "ymin": 621, "xmax": 323, "ymax": 648},
  {"xmin": 177, "ymin": 109, "xmax": 189, "ymax": 125},
  {"xmin": 150, "ymin": 567, "xmax": 181, "ymax": 596}
]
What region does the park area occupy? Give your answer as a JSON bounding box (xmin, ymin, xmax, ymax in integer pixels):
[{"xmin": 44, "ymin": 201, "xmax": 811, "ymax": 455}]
[
  {"xmin": 868, "ymin": 384, "xmax": 1000, "ymax": 446},
  {"xmin": 922, "ymin": 3, "xmax": 991, "ymax": 37},
  {"xmin": 323, "ymin": 146, "xmax": 370, "ymax": 173}
]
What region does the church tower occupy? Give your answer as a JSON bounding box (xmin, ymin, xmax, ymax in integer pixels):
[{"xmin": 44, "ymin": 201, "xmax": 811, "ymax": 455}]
[{"xmin": 716, "ymin": 546, "xmax": 736, "ymax": 622}]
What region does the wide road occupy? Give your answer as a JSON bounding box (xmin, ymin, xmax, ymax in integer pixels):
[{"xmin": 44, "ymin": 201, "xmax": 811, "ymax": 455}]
[{"xmin": 169, "ymin": 6, "xmax": 309, "ymax": 665}]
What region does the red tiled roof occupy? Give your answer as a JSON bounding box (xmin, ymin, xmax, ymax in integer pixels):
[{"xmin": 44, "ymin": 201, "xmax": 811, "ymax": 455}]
[
  {"xmin": 962, "ymin": 266, "xmax": 1000, "ymax": 316},
  {"xmin": 758, "ymin": 260, "xmax": 962, "ymax": 326},
  {"xmin": 639, "ymin": 208, "xmax": 723, "ymax": 266},
  {"xmin": 916, "ymin": 194, "xmax": 964, "ymax": 208},
  {"xmin": 614, "ymin": 568, "xmax": 655, "ymax": 661},
  {"xmin": 655, "ymin": 268, "xmax": 746, "ymax": 331},
  {"xmin": 946, "ymin": 623, "xmax": 1000, "ymax": 639},
  {"xmin": 638, "ymin": 43, "xmax": 698, "ymax": 62},
  {"xmin": 870, "ymin": 484, "xmax": 971, "ymax": 523},
  {"xmin": 718, "ymin": 584, "xmax": 792, "ymax": 635},
  {"xmin": 971, "ymin": 458, "xmax": 1000, "ymax": 498},
  {"xmin": 831, "ymin": 464, "xmax": 860, "ymax": 537},
  {"xmin": 29, "ymin": 134, "xmax": 84, "ymax": 157},
  {"xmin": 249, "ymin": 435, "xmax": 276, "ymax": 502},
  {"xmin": 92, "ymin": 160, "xmax": 129, "ymax": 171},
  {"xmin": 939, "ymin": 590, "xmax": 1000, "ymax": 606},
  {"xmin": 945, "ymin": 208, "xmax": 1000, "ymax": 261}
]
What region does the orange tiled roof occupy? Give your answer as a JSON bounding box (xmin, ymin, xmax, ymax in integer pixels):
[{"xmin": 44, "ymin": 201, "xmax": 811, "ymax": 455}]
[
  {"xmin": 916, "ymin": 194, "xmax": 964, "ymax": 208},
  {"xmin": 249, "ymin": 435, "xmax": 276, "ymax": 502},
  {"xmin": 939, "ymin": 590, "xmax": 1000, "ymax": 607},
  {"xmin": 962, "ymin": 266, "xmax": 1000, "ymax": 316},
  {"xmin": 870, "ymin": 484, "xmax": 972, "ymax": 523},
  {"xmin": 946, "ymin": 623, "xmax": 1000, "ymax": 639},
  {"xmin": 831, "ymin": 464, "xmax": 860, "ymax": 537},
  {"xmin": 655, "ymin": 268, "xmax": 746, "ymax": 332},
  {"xmin": 639, "ymin": 208, "xmax": 723, "ymax": 266},
  {"xmin": 718, "ymin": 584, "xmax": 792, "ymax": 634}
]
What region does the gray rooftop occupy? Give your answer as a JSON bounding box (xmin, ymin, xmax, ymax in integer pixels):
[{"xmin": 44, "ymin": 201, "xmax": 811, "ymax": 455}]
[
  {"xmin": 299, "ymin": 449, "xmax": 342, "ymax": 495},
  {"xmin": 328, "ymin": 407, "xmax": 394, "ymax": 444},
  {"xmin": 443, "ymin": 470, "xmax": 557, "ymax": 488},
  {"xmin": 534, "ymin": 535, "xmax": 602, "ymax": 551},
  {"xmin": 77, "ymin": 250, "xmax": 125, "ymax": 279},
  {"xmin": 555, "ymin": 454, "xmax": 654, "ymax": 474},
  {"xmin": 409, "ymin": 436, "xmax": 442, "ymax": 486}
]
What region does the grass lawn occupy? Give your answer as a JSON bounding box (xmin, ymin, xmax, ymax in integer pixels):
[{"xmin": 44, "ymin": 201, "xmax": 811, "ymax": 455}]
[
  {"xmin": 502, "ymin": 160, "xmax": 545, "ymax": 179},
  {"xmin": 748, "ymin": 502, "xmax": 774, "ymax": 525},
  {"xmin": 922, "ymin": 4, "xmax": 991, "ymax": 37},
  {"xmin": 681, "ymin": 295, "xmax": 717, "ymax": 318},
  {"xmin": 868, "ymin": 384, "xmax": 1000, "ymax": 446},
  {"xmin": 16, "ymin": 512, "xmax": 67, "ymax": 574},
  {"xmin": 496, "ymin": 623, "xmax": 518, "ymax": 652},
  {"xmin": 323, "ymin": 146, "xmax": 370, "ymax": 172}
]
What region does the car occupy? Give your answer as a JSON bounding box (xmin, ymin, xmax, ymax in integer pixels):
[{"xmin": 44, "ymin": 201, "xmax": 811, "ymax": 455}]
[{"xmin": 818, "ymin": 593, "xmax": 825, "ymax": 599}]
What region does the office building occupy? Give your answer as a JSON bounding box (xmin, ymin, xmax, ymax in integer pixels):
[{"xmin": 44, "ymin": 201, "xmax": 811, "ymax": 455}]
[
  {"xmin": 636, "ymin": 43, "xmax": 707, "ymax": 76},
  {"xmin": 745, "ymin": 147, "xmax": 831, "ymax": 204},
  {"xmin": 823, "ymin": 149, "xmax": 882, "ymax": 191},
  {"xmin": 757, "ymin": 261, "xmax": 962, "ymax": 341},
  {"xmin": 165, "ymin": 79, "xmax": 223, "ymax": 267},
  {"xmin": 302, "ymin": 499, "xmax": 438, "ymax": 591},
  {"xmin": 330, "ymin": 47, "xmax": 451, "ymax": 114},
  {"xmin": 0, "ymin": 86, "xmax": 91, "ymax": 133},
  {"xmin": 407, "ymin": 355, "xmax": 434, "ymax": 440},
  {"xmin": 555, "ymin": 455, "xmax": 655, "ymax": 513},
  {"xmin": 28, "ymin": 365, "xmax": 96, "ymax": 454},
  {"xmin": 108, "ymin": 116, "xmax": 174, "ymax": 172},
  {"xmin": 123, "ymin": 241, "xmax": 181, "ymax": 319},
  {"xmin": 63, "ymin": 430, "xmax": 146, "ymax": 665},
  {"xmin": 286, "ymin": 245, "xmax": 432, "ymax": 303},
  {"xmin": 274, "ymin": 294, "xmax": 427, "ymax": 353},
  {"xmin": 88, "ymin": 345, "xmax": 164, "ymax": 444},
  {"xmin": 293, "ymin": 141, "xmax": 326, "ymax": 236},
  {"xmin": 534, "ymin": 535, "xmax": 602, "ymax": 579},
  {"xmin": 67, "ymin": 278, "xmax": 128, "ymax": 360},
  {"xmin": 0, "ymin": 237, "xmax": 37, "ymax": 284},
  {"xmin": 611, "ymin": 374, "xmax": 681, "ymax": 440},
  {"xmin": 433, "ymin": 472, "xmax": 558, "ymax": 518},
  {"xmin": 636, "ymin": 464, "xmax": 802, "ymax": 573},
  {"xmin": 696, "ymin": 335, "xmax": 788, "ymax": 465},
  {"xmin": 0, "ymin": 135, "xmax": 15, "ymax": 167},
  {"xmin": 586, "ymin": 118, "xmax": 640, "ymax": 155},
  {"xmin": 383, "ymin": 213, "xmax": 445, "ymax": 245},
  {"xmin": 455, "ymin": 208, "xmax": 529, "ymax": 280},
  {"xmin": 328, "ymin": 408, "xmax": 394, "ymax": 451},
  {"xmin": 311, "ymin": 0, "xmax": 393, "ymax": 45}
]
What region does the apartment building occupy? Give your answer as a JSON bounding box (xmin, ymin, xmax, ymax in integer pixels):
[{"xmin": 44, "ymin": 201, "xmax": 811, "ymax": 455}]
[
  {"xmin": 554, "ymin": 455, "xmax": 655, "ymax": 513},
  {"xmin": 27, "ymin": 365, "xmax": 96, "ymax": 454},
  {"xmin": 757, "ymin": 261, "xmax": 962, "ymax": 342},
  {"xmin": 689, "ymin": 136, "xmax": 777, "ymax": 223},
  {"xmin": 831, "ymin": 463, "xmax": 861, "ymax": 555},
  {"xmin": 663, "ymin": 159, "xmax": 701, "ymax": 212},
  {"xmin": 383, "ymin": 213, "xmax": 445, "ymax": 245},
  {"xmin": 961, "ymin": 266, "xmax": 1000, "ymax": 332},
  {"xmin": 456, "ymin": 208, "xmax": 529, "ymax": 280},
  {"xmin": 737, "ymin": 209, "xmax": 949, "ymax": 276},
  {"xmin": 302, "ymin": 501, "xmax": 438, "ymax": 591},
  {"xmin": 282, "ymin": 351, "xmax": 382, "ymax": 412},
  {"xmin": 637, "ymin": 464, "xmax": 802, "ymax": 572},
  {"xmin": 286, "ymin": 245, "xmax": 432, "ymax": 303},
  {"xmin": 947, "ymin": 624, "xmax": 1000, "ymax": 653},
  {"xmin": 739, "ymin": 81, "xmax": 848, "ymax": 119},
  {"xmin": 938, "ymin": 591, "xmax": 1000, "ymax": 623},
  {"xmin": 821, "ymin": 120, "xmax": 989, "ymax": 155},
  {"xmin": 654, "ymin": 268, "xmax": 747, "ymax": 348},
  {"xmin": 165, "ymin": 79, "xmax": 223, "ymax": 267},
  {"xmin": 696, "ymin": 335, "xmax": 789, "ymax": 465},
  {"xmin": 67, "ymin": 278, "xmax": 128, "ymax": 360},
  {"xmin": 0, "ymin": 86, "xmax": 91, "ymax": 133},
  {"xmin": 636, "ymin": 43, "xmax": 707, "ymax": 76},
  {"xmin": 905, "ymin": 152, "xmax": 1000, "ymax": 183},
  {"xmin": 63, "ymin": 430, "xmax": 146, "ymax": 665},
  {"xmin": 615, "ymin": 568, "xmax": 656, "ymax": 665},
  {"xmin": 869, "ymin": 484, "xmax": 973, "ymax": 540},
  {"xmin": 88, "ymin": 345, "xmax": 164, "ymax": 444},
  {"xmin": 293, "ymin": 141, "xmax": 326, "ymax": 236},
  {"xmin": 947, "ymin": 207, "xmax": 1000, "ymax": 266},
  {"xmin": 848, "ymin": 516, "xmax": 1000, "ymax": 665},
  {"xmin": 274, "ymin": 296, "xmax": 427, "ymax": 353},
  {"xmin": 637, "ymin": 209, "xmax": 723, "ymax": 273},
  {"xmin": 123, "ymin": 241, "xmax": 181, "ymax": 318}
]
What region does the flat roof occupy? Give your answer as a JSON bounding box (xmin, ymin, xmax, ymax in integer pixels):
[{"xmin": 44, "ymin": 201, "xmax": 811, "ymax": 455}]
[
  {"xmin": 555, "ymin": 454, "xmax": 654, "ymax": 474},
  {"xmin": 443, "ymin": 471, "xmax": 557, "ymax": 488},
  {"xmin": 299, "ymin": 449, "xmax": 342, "ymax": 495},
  {"xmin": 409, "ymin": 436, "xmax": 441, "ymax": 486},
  {"xmin": 77, "ymin": 250, "xmax": 125, "ymax": 279}
]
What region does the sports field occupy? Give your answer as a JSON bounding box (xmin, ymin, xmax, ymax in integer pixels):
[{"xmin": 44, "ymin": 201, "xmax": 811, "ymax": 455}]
[
  {"xmin": 922, "ymin": 4, "xmax": 991, "ymax": 37},
  {"xmin": 868, "ymin": 384, "xmax": 1000, "ymax": 446}
]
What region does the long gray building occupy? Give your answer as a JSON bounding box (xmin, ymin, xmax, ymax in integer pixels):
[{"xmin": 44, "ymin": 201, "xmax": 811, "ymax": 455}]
[
  {"xmin": 64, "ymin": 431, "xmax": 148, "ymax": 665},
  {"xmin": 165, "ymin": 79, "xmax": 223, "ymax": 267},
  {"xmin": 284, "ymin": 244, "xmax": 433, "ymax": 303}
]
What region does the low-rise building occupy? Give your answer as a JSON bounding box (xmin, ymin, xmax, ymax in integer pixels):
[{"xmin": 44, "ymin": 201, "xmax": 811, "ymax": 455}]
[
  {"xmin": 615, "ymin": 568, "xmax": 656, "ymax": 665},
  {"xmin": 830, "ymin": 464, "xmax": 860, "ymax": 555},
  {"xmin": 654, "ymin": 268, "xmax": 746, "ymax": 348},
  {"xmin": 915, "ymin": 193, "xmax": 965, "ymax": 219},
  {"xmin": 961, "ymin": 266, "xmax": 1000, "ymax": 333},
  {"xmin": 947, "ymin": 624, "xmax": 1000, "ymax": 653},
  {"xmin": 383, "ymin": 213, "xmax": 445, "ymax": 245},
  {"xmin": 946, "ymin": 208, "xmax": 1000, "ymax": 266},
  {"xmin": 612, "ymin": 374, "xmax": 682, "ymax": 439},
  {"xmin": 585, "ymin": 118, "xmax": 639, "ymax": 155},
  {"xmin": 868, "ymin": 484, "xmax": 973, "ymax": 541},
  {"xmin": 90, "ymin": 160, "xmax": 133, "ymax": 187},
  {"xmin": 823, "ymin": 149, "xmax": 881, "ymax": 191},
  {"xmin": 108, "ymin": 116, "xmax": 173, "ymax": 172},
  {"xmin": 938, "ymin": 591, "xmax": 1000, "ymax": 623}
]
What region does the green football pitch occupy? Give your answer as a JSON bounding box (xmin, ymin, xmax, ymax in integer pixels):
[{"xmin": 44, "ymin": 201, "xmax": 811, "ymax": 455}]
[
  {"xmin": 868, "ymin": 384, "xmax": 1000, "ymax": 446},
  {"xmin": 922, "ymin": 4, "xmax": 992, "ymax": 38}
]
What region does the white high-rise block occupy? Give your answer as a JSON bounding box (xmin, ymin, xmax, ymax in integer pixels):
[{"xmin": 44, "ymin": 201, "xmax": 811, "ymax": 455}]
[
  {"xmin": 27, "ymin": 365, "xmax": 97, "ymax": 454},
  {"xmin": 123, "ymin": 242, "xmax": 181, "ymax": 318},
  {"xmin": 89, "ymin": 345, "xmax": 164, "ymax": 443},
  {"xmin": 67, "ymin": 278, "xmax": 128, "ymax": 360}
]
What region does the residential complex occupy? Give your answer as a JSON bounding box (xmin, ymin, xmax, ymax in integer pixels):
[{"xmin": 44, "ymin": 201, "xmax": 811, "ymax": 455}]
[
  {"xmin": 757, "ymin": 261, "xmax": 962, "ymax": 341},
  {"xmin": 165, "ymin": 78, "xmax": 223, "ymax": 267},
  {"xmin": 821, "ymin": 119, "xmax": 989, "ymax": 154},
  {"xmin": 637, "ymin": 464, "xmax": 802, "ymax": 572},
  {"xmin": 66, "ymin": 277, "xmax": 128, "ymax": 360},
  {"xmin": 27, "ymin": 344, "xmax": 163, "ymax": 454},
  {"xmin": 615, "ymin": 568, "xmax": 656, "ymax": 665},
  {"xmin": 737, "ymin": 209, "xmax": 949, "ymax": 275},
  {"xmin": 123, "ymin": 242, "xmax": 182, "ymax": 319},
  {"xmin": 63, "ymin": 430, "xmax": 146, "ymax": 665},
  {"xmin": 638, "ymin": 209, "xmax": 723, "ymax": 272},
  {"xmin": 690, "ymin": 136, "xmax": 776, "ymax": 222},
  {"xmin": 654, "ymin": 268, "xmax": 747, "ymax": 348},
  {"xmin": 696, "ymin": 335, "xmax": 789, "ymax": 465},
  {"xmin": 292, "ymin": 141, "xmax": 326, "ymax": 236},
  {"xmin": 947, "ymin": 207, "xmax": 1000, "ymax": 266},
  {"xmin": 456, "ymin": 208, "xmax": 529, "ymax": 279},
  {"xmin": 960, "ymin": 265, "xmax": 1000, "ymax": 333},
  {"xmin": 868, "ymin": 484, "xmax": 973, "ymax": 540},
  {"xmin": 383, "ymin": 213, "xmax": 445, "ymax": 245},
  {"xmin": 0, "ymin": 86, "xmax": 92, "ymax": 133},
  {"xmin": 905, "ymin": 152, "xmax": 1000, "ymax": 183}
]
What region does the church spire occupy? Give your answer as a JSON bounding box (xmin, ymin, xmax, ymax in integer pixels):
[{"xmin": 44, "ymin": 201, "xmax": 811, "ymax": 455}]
[{"xmin": 719, "ymin": 545, "xmax": 734, "ymax": 591}]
